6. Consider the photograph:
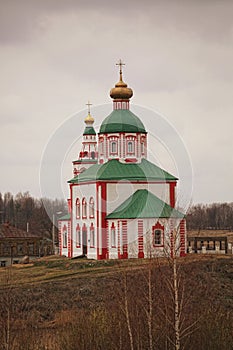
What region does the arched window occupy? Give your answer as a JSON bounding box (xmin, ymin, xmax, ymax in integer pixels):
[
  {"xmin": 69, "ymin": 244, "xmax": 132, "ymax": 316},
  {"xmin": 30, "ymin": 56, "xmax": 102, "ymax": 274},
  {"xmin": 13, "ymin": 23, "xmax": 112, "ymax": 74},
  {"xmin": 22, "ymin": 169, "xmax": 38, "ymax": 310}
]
[
  {"xmin": 89, "ymin": 197, "xmax": 94, "ymax": 218},
  {"xmin": 111, "ymin": 141, "xmax": 117, "ymax": 154},
  {"xmin": 99, "ymin": 140, "xmax": 104, "ymax": 155},
  {"xmin": 76, "ymin": 198, "xmax": 80, "ymax": 219},
  {"xmin": 141, "ymin": 142, "xmax": 144, "ymax": 154},
  {"xmin": 90, "ymin": 223, "xmax": 95, "ymax": 247},
  {"xmin": 111, "ymin": 223, "xmax": 116, "ymax": 247},
  {"xmin": 82, "ymin": 198, "xmax": 87, "ymax": 218},
  {"xmin": 127, "ymin": 141, "xmax": 134, "ymax": 154},
  {"xmin": 63, "ymin": 225, "xmax": 67, "ymax": 248},
  {"xmin": 76, "ymin": 224, "xmax": 81, "ymax": 247},
  {"xmin": 154, "ymin": 230, "xmax": 162, "ymax": 245},
  {"xmin": 152, "ymin": 222, "xmax": 164, "ymax": 246}
]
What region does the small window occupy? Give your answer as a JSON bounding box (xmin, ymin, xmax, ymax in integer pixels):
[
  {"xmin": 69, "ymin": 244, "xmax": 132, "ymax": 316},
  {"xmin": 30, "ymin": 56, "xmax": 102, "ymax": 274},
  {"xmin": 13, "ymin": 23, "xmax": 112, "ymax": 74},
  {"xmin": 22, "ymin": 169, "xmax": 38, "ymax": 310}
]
[
  {"xmin": 82, "ymin": 198, "xmax": 87, "ymax": 218},
  {"xmin": 63, "ymin": 225, "xmax": 67, "ymax": 248},
  {"xmin": 111, "ymin": 226, "xmax": 116, "ymax": 247},
  {"xmin": 76, "ymin": 225, "xmax": 81, "ymax": 247},
  {"xmin": 127, "ymin": 141, "xmax": 134, "ymax": 154},
  {"xmin": 90, "ymin": 225, "xmax": 95, "ymax": 248},
  {"xmin": 3, "ymin": 243, "xmax": 10, "ymax": 255},
  {"xmin": 89, "ymin": 197, "xmax": 94, "ymax": 218},
  {"xmin": 76, "ymin": 198, "xmax": 80, "ymax": 219},
  {"xmin": 141, "ymin": 142, "xmax": 144, "ymax": 154},
  {"xmin": 99, "ymin": 141, "xmax": 104, "ymax": 155},
  {"xmin": 154, "ymin": 230, "xmax": 162, "ymax": 245},
  {"xmin": 17, "ymin": 243, "xmax": 23, "ymax": 255},
  {"xmin": 28, "ymin": 243, "xmax": 34, "ymax": 255},
  {"xmin": 152, "ymin": 222, "xmax": 164, "ymax": 246},
  {"xmin": 110, "ymin": 141, "xmax": 117, "ymax": 154}
]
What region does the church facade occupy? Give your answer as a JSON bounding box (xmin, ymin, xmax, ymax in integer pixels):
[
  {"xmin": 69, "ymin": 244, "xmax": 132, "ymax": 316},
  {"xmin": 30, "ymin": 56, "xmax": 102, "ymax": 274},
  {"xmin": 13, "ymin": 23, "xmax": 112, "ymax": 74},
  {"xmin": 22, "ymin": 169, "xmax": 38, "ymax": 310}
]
[{"xmin": 58, "ymin": 62, "xmax": 186, "ymax": 259}]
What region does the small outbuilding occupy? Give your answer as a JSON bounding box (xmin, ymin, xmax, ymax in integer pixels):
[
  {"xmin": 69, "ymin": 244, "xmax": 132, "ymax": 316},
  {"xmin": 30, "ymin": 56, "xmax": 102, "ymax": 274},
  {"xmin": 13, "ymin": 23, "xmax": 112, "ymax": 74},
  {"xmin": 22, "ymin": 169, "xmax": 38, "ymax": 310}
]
[{"xmin": 0, "ymin": 223, "xmax": 52, "ymax": 266}]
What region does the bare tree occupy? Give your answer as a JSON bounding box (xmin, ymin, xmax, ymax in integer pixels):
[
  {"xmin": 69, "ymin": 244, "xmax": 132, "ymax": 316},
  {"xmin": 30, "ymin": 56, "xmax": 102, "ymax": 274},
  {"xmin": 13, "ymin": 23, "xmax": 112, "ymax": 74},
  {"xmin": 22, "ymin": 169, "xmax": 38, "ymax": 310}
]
[
  {"xmin": 162, "ymin": 223, "xmax": 199, "ymax": 350},
  {"xmin": 123, "ymin": 272, "xmax": 134, "ymax": 350}
]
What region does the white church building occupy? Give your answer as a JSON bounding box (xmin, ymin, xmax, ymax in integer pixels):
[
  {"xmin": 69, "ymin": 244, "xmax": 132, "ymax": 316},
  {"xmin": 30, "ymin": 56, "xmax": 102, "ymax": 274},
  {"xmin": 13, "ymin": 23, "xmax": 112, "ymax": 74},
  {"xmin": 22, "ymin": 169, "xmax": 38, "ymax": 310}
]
[{"xmin": 58, "ymin": 62, "xmax": 186, "ymax": 260}]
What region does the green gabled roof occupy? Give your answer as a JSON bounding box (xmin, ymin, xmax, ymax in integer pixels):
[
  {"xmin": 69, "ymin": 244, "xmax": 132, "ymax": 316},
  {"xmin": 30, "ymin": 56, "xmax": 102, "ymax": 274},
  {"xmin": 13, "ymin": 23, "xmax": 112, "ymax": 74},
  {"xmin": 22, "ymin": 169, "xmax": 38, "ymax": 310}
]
[
  {"xmin": 68, "ymin": 158, "xmax": 177, "ymax": 183},
  {"xmin": 106, "ymin": 189, "xmax": 184, "ymax": 219},
  {"xmin": 83, "ymin": 126, "xmax": 96, "ymax": 135},
  {"xmin": 59, "ymin": 214, "xmax": 71, "ymax": 221},
  {"xmin": 99, "ymin": 109, "xmax": 146, "ymax": 134}
]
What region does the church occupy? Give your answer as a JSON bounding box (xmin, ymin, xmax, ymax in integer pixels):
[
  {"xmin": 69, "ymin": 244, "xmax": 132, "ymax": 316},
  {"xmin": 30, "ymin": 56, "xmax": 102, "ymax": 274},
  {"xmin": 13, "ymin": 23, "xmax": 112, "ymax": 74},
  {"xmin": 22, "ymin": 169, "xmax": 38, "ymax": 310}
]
[{"xmin": 58, "ymin": 61, "xmax": 186, "ymax": 259}]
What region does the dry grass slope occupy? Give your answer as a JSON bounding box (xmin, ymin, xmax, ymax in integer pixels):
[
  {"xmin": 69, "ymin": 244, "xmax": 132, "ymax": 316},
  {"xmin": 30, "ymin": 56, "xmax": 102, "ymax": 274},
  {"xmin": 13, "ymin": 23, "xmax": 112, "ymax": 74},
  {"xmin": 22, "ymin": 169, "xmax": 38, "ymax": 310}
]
[{"xmin": 0, "ymin": 255, "xmax": 232, "ymax": 350}]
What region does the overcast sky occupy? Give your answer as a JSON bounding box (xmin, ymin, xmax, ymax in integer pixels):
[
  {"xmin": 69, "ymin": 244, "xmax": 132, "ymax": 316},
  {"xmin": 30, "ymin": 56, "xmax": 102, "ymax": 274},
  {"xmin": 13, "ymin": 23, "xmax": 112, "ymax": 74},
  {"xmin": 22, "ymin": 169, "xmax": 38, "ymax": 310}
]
[{"xmin": 0, "ymin": 0, "xmax": 232, "ymax": 205}]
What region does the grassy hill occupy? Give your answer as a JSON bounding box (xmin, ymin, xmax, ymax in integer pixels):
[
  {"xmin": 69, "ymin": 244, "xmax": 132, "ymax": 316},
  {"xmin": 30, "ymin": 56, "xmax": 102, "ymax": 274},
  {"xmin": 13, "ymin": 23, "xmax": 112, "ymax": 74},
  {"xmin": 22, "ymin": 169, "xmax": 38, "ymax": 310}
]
[{"xmin": 0, "ymin": 255, "xmax": 232, "ymax": 350}]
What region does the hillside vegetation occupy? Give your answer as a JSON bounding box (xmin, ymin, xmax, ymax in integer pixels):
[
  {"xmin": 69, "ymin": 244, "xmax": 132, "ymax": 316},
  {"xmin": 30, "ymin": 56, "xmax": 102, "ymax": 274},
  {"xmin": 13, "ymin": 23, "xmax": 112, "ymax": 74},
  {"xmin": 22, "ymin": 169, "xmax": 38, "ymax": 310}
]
[{"xmin": 0, "ymin": 255, "xmax": 232, "ymax": 350}]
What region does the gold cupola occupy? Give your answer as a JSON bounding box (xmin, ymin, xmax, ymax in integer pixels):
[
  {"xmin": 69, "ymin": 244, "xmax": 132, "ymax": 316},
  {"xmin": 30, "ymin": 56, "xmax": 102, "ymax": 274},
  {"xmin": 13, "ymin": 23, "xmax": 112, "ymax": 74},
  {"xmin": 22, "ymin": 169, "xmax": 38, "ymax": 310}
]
[
  {"xmin": 84, "ymin": 101, "xmax": 95, "ymax": 126},
  {"xmin": 83, "ymin": 101, "xmax": 96, "ymax": 136},
  {"xmin": 110, "ymin": 59, "xmax": 133, "ymax": 101}
]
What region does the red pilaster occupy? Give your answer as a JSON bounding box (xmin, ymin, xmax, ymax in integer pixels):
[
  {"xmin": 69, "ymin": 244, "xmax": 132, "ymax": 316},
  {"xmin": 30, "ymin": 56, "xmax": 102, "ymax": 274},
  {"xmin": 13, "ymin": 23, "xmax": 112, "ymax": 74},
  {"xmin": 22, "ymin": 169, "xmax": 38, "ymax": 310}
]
[
  {"xmin": 69, "ymin": 184, "xmax": 74, "ymax": 258},
  {"xmin": 68, "ymin": 220, "xmax": 72, "ymax": 257},
  {"xmin": 179, "ymin": 219, "xmax": 186, "ymax": 257},
  {"xmin": 138, "ymin": 220, "xmax": 144, "ymax": 258},
  {"xmin": 117, "ymin": 221, "xmax": 121, "ymax": 259},
  {"xmin": 169, "ymin": 182, "xmax": 176, "ymax": 208},
  {"xmin": 58, "ymin": 220, "xmax": 62, "ymax": 256},
  {"xmin": 96, "ymin": 183, "xmax": 100, "ymax": 259},
  {"xmin": 101, "ymin": 182, "xmax": 108, "ymax": 259},
  {"xmin": 170, "ymin": 219, "xmax": 174, "ymax": 258},
  {"xmin": 122, "ymin": 220, "xmax": 128, "ymax": 259}
]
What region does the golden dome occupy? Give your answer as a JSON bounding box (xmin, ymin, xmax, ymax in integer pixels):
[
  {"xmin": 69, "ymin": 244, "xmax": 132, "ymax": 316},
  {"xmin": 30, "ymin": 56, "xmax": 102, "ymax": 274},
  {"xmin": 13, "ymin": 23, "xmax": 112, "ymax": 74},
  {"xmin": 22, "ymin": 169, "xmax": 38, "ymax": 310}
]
[
  {"xmin": 84, "ymin": 112, "xmax": 94, "ymax": 125},
  {"xmin": 110, "ymin": 61, "xmax": 133, "ymax": 100}
]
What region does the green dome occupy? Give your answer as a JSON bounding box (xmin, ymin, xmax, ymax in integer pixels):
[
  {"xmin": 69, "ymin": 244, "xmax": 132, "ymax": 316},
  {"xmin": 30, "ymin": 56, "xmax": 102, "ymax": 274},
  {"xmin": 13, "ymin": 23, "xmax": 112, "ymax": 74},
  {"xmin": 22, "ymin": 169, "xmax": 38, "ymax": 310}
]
[{"xmin": 99, "ymin": 110, "xmax": 146, "ymax": 134}]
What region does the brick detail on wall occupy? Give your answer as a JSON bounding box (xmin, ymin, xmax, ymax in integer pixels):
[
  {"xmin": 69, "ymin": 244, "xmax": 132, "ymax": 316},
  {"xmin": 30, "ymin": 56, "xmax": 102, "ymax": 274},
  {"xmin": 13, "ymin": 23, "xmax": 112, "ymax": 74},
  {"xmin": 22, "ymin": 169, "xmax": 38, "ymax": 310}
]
[
  {"xmin": 58, "ymin": 221, "xmax": 62, "ymax": 256},
  {"xmin": 68, "ymin": 220, "xmax": 72, "ymax": 258},
  {"xmin": 179, "ymin": 219, "xmax": 186, "ymax": 257},
  {"xmin": 122, "ymin": 220, "xmax": 128, "ymax": 259},
  {"xmin": 138, "ymin": 220, "xmax": 144, "ymax": 258}
]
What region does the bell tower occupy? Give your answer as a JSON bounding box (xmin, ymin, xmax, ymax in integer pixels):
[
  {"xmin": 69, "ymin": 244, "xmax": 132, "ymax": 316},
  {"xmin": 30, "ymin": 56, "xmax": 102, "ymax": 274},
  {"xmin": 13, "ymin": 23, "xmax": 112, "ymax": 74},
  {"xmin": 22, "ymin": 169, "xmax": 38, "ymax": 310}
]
[{"xmin": 72, "ymin": 102, "xmax": 98, "ymax": 177}]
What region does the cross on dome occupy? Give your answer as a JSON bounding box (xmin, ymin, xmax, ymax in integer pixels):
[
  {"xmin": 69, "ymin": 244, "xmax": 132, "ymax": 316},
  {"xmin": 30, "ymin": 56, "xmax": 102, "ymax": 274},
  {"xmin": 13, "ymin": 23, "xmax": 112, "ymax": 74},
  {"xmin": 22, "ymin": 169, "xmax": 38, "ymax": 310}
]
[
  {"xmin": 84, "ymin": 100, "xmax": 94, "ymax": 125},
  {"xmin": 110, "ymin": 59, "xmax": 133, "ymax": 103},
  {"xmin": 116, "ymin": 59, "xmax": 125, "ymax": 78},
  {"xmin": 86, "ymin": 100, "xmax": 92, "ymax": 114}
]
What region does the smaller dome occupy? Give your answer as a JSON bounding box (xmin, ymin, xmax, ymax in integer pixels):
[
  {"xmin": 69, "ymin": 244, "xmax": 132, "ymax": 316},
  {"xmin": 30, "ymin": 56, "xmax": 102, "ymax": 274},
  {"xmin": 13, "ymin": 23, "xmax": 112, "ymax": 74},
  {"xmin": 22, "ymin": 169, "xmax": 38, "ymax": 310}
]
[
  {"xmin": 85, "ymin": 112, "xmax": 94, "ymax": 125},
  {"xmin": 110, "ymin": 72, "xmax": 133, "ymax": 100}
]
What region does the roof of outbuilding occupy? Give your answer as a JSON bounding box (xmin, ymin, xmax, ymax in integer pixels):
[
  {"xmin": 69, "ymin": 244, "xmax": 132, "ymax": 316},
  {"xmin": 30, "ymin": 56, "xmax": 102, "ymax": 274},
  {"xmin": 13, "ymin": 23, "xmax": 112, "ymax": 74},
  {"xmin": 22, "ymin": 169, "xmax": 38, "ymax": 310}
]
[
  {"xmin": 106, "ymin": 189, "xmax": 185, "ymax": 219},
  {"xmin": 69, "ymin": 158, "xmax": 177, "ymax": 183},
  {"xmin": 0, "ymin": 224, "xmax": 40, "ymax": 239},
  {"xmin": 99, "ymin": 109, "xmax": 146, "ymax": 134}
]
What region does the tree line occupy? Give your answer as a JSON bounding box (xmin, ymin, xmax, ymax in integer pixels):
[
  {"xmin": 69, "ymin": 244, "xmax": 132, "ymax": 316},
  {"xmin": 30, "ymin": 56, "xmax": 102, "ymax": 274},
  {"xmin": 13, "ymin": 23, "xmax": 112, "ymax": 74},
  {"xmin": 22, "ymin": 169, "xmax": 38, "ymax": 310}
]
[
  {"xmin": 186, "ymin": 202, "xmax": 233, "ymax": 231},
  {"xmin": 1, "ymin": 191, "xmax": 233, "ymax": 235},
  {"xmin": 0, "ymin": 192, "xmax": 67, "ymax": 237}
]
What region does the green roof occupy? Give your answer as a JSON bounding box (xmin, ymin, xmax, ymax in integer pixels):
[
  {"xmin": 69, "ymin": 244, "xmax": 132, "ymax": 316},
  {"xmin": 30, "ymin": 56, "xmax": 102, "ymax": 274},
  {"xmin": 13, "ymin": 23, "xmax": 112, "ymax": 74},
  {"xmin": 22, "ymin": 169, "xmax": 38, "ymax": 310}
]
[
  {"xmin": 73, "ymin": 159, "xmax": 97, "ymax": 164},
  {"xmin": 83, "ymin": 126, "xmax": 96, "ymax": 135},
  {"xmin": 59, "ymin": 214, "xmax": 71, "ymax": 221},
  {"xmin": 99, "ymin": 110, "xmax": 146, "ymax": 134},
  {"xmin": 106, "ymin": 189, "xmax": 184, "ymax": 219},
  {"xmin": 69, "ymin": 159, "xmax": 177, "ymax": 183}
]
